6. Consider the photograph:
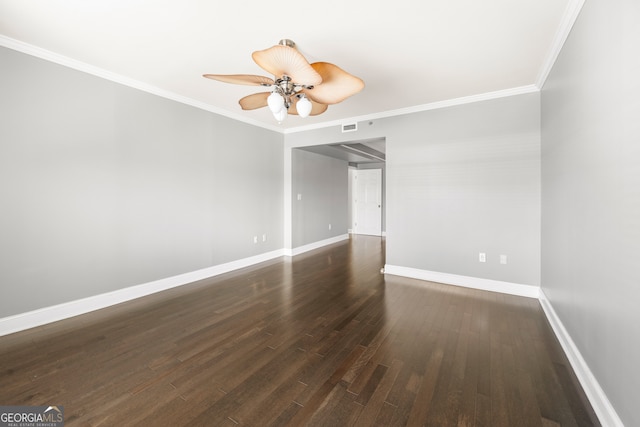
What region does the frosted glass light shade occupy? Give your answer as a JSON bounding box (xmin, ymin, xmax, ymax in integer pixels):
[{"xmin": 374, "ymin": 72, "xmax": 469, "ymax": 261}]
[
  {"xmin": 267, "ymin": 92, "xmax": 284, "ymax": 113},
  {"xmin": 273, "ymin": 107, "xmax": 287, "ymax": 123},
  {"xmin": 296, "ymin": 96, "xmax": 312, "ymax": 118}
]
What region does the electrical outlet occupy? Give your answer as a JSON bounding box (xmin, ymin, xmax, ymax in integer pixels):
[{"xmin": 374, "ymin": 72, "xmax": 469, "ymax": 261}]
[
  {"xmin": 479, "ymin": 252, "xmax": 486, "ymax": 263},
  {"xmin": 253, "ymin": 236, "xmax": 258, "ymax": 244},
  {"xmin": 500, "ymin": 255, "xmax": 507, "ymax": 264},
  {"xmin": 328, "ymin": 223, "xmax": 332, "ymax": 230},
  {"xmin": 262, "ymin": 234, "xmax": 267, "ymax": 242}
]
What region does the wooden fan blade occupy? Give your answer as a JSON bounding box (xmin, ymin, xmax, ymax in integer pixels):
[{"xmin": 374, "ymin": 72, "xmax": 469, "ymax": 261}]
[
  {"xmin": 252, "ymin": 45, "xmax": 322, "ymax": 86},
  {"xmin": 289, "ymin": 96, "xmax": 328, "ymax": 116},
  {"xmin": 203, "ymin": 74, "xmax": 274, "ymax": 86},
  {"xmin": 302, "ymin": 62, "xmax": 364, "ymax": 105},
  {"xmin": 238, "ymin": 92, "xmax": 270, "ymax": 110}
]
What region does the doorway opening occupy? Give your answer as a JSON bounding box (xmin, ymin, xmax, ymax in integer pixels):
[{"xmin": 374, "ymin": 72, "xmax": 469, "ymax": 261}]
[
  {"xmin": 351, "ymin": 168, "xmax": 382, "ymax": 236},
  {"xmin": 294, "ymin": 137, "xmax": 385, "ymax": 237}
]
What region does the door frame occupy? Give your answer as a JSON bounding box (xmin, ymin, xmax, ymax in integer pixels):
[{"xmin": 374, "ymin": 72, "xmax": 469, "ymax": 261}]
[{"xmin": 352, "ymin": 168, "xmax": 383, "ymax": 236}]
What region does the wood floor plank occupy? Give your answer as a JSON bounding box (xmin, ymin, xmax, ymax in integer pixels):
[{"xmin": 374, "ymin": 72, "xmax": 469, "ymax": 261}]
[
  {"xmin": 354, "ymin": 359, "xmax": 402, "ymax": 426},
  {"xmin": 305, "ymin": 381, "xmax": 360, "ymax": 427},
  {"xmin": 0, "ymin": 236, "xmax": 599, "ymax": 426},
  {"xmin": 239, "ymin": 377, "xmax": 307, "ymax": 426},
  {"xmin": 424, "ymin": 313, "xmax": 470, "ymax": 427},
  {"xmin": 456, "ymin": 331, "xmax": 479, "ymax": 427},
  {"xmin": 354, "ymin": 363, "xmax": 388, "ymax": 406},
  {"xmin": 405, "ymin": 328, "xmax": 447, "ymax": 425},
  {"xmin": 287, "ymin": 344, "xmax": 367, "ymax": 426},
  {"xmin": 475, "ymin": 393, "xmax": 492, "ymax": 427},
  {"xmin": 372, "ymin": 401, "xmax": 398, "ymax": 426}
]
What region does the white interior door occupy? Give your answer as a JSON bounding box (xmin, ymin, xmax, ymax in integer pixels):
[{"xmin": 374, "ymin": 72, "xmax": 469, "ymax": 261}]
[{"xmin": 354, "ymin": 169, "xmax": 382, "ymax": 236}]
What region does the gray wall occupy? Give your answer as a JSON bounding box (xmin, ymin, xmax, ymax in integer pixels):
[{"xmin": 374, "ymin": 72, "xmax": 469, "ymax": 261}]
[
  {"xmin": 387, "ymin": 96, "xmax": 541, "ymax": 285},
  {"xmin": 0, "ymin": 47, "xmax": 283, "ymax": 318},
  {"xmin": 287, "ymin": 93, "xmax": 541, "ymax": 287},
  {"xmin": 541, "ymin": 1, "xmax": 640, "ymax": 425},
  {"xmin": 292, "ymin": 149, "xmax": 348, "ymax": 247}
]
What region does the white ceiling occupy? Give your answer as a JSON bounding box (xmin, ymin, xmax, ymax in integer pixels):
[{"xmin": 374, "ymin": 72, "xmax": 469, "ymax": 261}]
[{"xmin": 0, "ymin": 0, "xmax": 578, "ymax": 132}]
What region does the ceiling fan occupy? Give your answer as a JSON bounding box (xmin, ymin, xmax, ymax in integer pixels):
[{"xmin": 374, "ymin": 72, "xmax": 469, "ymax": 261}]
[{"xmin": 203, "ymin": 39, "xmax": 364, "ymax": 123}]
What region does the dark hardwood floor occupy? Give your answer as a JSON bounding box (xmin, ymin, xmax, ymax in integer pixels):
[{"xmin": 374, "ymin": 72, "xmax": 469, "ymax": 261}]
[{"xmin": 0, "ymin": 235, "xmax": 598, "ymax": 426}]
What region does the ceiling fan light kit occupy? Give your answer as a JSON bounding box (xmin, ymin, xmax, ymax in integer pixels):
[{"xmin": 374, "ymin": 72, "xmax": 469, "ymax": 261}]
[
  {"xmin": 203, "ymin": 39, "xmax": 364, "ymax": 123},
  {"xmin": 296, "ymin": 96, "xmax": 313, "ymax": 118},
  {"xmin": 267, "ymin": 91, "xmax": 285, "ymax": 113}
]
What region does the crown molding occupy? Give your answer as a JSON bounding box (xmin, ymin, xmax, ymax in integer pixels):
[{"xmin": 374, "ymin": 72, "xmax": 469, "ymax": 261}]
[
  {"xmin": 0, "ymin": 35, "xmax": 283, "ymax": 133},
  {"xmin": 535, "ymin": 0, "xmax": 585, "ymax": 89},
  {"xmin": 2, "ymin": 0, "xmax": 583, "ymax": 138},
  {"xmin": 284, "ymin": 85, "xmax": 540, "ymax": 134},
  {"xmin": 0, "ymin": 35, "xmax": 539, "ymax": 136}
]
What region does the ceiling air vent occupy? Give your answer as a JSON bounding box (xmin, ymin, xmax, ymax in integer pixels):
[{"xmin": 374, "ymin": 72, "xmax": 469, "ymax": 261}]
[{"xmin": 342, "ymin": 123, "xmax": 358, "ymax": 133}]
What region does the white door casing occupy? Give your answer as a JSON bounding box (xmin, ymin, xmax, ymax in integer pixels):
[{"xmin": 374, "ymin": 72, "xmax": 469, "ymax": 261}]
[{"xmin": 353, "ymin": 169, "xmax": 382, "ymax": 236}]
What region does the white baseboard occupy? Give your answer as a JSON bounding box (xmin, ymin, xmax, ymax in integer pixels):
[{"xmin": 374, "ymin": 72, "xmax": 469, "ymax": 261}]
[
  {"xmin": 284, "ymin": 234, "xmax": 349, "ymax": 257},
  {"xmin": 383, "ymin": 264, "xmax": 540, "ymax": 298},
  {"xmin": 383, "ymin": 264, "xmax": 622, "ymax": 425},
  {"xmin": 0, "ymin": 249, "xmax": 285, "ymax": 337},
  {"xmin": 1, "ymin": 235, "xmax": 352, "ymax": 337},
  {"xmin": 538, "ymin": 290, "xmax": 623, "ymax": 427}
]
